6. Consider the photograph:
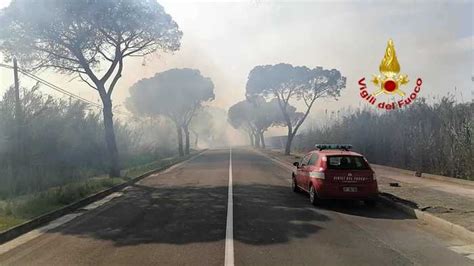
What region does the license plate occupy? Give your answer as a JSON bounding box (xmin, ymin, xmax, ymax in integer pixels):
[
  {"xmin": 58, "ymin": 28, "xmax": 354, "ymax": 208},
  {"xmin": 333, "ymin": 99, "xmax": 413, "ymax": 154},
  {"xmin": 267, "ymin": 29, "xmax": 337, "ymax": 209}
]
[{"xmin": 343, "ymin": 187, "xmax": 358, "ymax": 192}]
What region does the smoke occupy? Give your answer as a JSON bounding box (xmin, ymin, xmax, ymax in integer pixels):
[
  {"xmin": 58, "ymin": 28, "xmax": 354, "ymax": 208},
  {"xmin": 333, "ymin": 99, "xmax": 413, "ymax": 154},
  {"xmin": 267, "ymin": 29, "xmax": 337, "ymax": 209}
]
[{"xmin": 0, "ymin": 0, "xmax": 471, "ymax": 144}]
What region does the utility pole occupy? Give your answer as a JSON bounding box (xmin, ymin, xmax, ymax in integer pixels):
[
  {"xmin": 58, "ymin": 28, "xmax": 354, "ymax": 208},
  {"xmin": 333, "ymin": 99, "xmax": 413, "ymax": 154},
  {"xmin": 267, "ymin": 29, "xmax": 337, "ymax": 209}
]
[
  {"xmin": 13, "ymin": 58, "xmax": 20, "ymax": 121},
  {"xmin": 13, "ymin": 57, "xmax": 23, "ymax": 168}
]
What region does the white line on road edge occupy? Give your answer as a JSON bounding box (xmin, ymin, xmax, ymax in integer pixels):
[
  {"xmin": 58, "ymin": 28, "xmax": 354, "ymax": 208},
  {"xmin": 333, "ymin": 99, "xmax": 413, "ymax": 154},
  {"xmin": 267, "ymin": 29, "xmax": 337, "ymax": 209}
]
[
  {"xmin": 0, "ymin": 192, "xmax": 123, "ymax": 255},
  {"xmin": 224, "ymin": 146, "xmax": 234, "ymax": 266}
]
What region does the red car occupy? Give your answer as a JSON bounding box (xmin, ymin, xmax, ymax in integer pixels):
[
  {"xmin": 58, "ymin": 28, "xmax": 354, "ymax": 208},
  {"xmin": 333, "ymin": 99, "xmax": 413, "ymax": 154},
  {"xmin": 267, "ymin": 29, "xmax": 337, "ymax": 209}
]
[{"xmin": 292, "ymin": 144, "xmax": 378, "ymax": 206}]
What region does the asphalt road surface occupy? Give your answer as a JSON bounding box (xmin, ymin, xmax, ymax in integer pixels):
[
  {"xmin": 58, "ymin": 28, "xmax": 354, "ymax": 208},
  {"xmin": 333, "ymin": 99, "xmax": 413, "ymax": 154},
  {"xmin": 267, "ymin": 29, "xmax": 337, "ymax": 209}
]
[{"xmin": 0, "ymin": 148, "xmax": 472, "ymax": 265}]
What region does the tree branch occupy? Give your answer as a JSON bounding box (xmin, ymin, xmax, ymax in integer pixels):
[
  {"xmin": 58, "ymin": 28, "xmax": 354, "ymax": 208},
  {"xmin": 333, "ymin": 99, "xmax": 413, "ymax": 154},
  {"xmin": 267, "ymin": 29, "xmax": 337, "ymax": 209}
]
[
  {"xmin": 274, "ymin": 90, "xmax": 292, "ymax": 131},
  {"xmin": 107, "ymin": 56, "xmax": 123, "ymax": 96},
  {"xmin": 78, "ymin": 73, "xmax": 98, "ymax": 90},
  {"xmin": 292, "ymin": 91, "xmax": 319, "ymax": 137},
  {"xmin": 100, "ymin": 47, "xmax": 121, "ymax": 83},
  {"xmin": 34, "ymin": 45, "xmax": 81, "ymax": 64},
  {"xmin": 31, "ymin": 63, "xmax": 86, "ymax": 74},
  {"xmin": 69, "ymin": 46, "xmax": 101, "ymax": 87},
  {"xmin": 183, "ymin": 103, "xmax": 199, "ymax": 126},
  {"xmin": 96, "ymin": 46, "xmax": 114, "ymax": 62},
  {"xmin": 123, "ymin": 40, "xmax": 154, "ymax": 57}
]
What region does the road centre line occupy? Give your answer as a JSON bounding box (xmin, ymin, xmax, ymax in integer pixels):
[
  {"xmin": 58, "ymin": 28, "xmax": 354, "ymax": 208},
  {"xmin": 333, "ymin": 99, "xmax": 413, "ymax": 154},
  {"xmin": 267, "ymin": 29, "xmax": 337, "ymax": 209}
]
[{"xmin": 224, "ymin": 147, "xmax": 234, "ymax": 266}]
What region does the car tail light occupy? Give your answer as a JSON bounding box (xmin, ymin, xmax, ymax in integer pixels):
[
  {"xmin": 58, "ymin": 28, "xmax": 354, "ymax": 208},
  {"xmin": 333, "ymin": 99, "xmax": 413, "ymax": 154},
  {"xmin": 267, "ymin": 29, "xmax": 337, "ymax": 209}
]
[{"xmin": 309, "ymin": 171, "xmax": 325, "ymax": 179}]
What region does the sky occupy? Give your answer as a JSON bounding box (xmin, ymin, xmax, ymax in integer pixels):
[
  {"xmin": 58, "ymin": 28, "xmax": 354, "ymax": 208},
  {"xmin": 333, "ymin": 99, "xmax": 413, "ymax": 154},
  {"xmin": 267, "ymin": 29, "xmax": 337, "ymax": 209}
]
[{"xmin": 0, "ymin": 0, "xmax": 472, "ymax": 137}]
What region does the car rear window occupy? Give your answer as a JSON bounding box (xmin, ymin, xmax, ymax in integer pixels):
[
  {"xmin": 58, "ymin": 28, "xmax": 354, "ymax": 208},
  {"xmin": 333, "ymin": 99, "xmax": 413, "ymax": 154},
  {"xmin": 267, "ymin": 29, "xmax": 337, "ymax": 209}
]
[{"xmin": 327, "ymin": 156, "xmax": 370, "ymax": 170}]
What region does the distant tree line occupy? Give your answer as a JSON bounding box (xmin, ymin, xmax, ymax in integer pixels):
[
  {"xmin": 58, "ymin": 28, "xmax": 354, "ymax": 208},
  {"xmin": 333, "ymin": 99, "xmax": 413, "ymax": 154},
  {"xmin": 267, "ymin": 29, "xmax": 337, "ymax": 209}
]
[
  {"xmin": 228, "ymin": 97, "xmax": 292, "ymax": 148},
  {"xmin": 293, "ymin": 98, "xmax": 473, "ymax": 180}
]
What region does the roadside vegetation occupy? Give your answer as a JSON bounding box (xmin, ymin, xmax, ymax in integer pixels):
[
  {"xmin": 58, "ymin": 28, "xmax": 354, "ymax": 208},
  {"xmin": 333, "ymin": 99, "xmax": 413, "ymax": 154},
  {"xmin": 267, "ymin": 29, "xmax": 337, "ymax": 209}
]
[
  {"xmin": 0, "ymin": 85, "xmax": 178, "ymax": 199},
  {"xmin": 293, "ymin": 98, "xmax": 473, "ymax": 180},
  {"xmin": 0, "ymin": 177, "xmax": 124, "ymax": 231},
  {"xmin": 0, "ymin": 151, "xmax": 197, "ymax": 232},
  {"xmin": 231, "ymin": 63, "xmax": 471, "ymax": 180},
  {"xmin": 0, "ymin": 84, "xmax": 198, "ymax": 231}
]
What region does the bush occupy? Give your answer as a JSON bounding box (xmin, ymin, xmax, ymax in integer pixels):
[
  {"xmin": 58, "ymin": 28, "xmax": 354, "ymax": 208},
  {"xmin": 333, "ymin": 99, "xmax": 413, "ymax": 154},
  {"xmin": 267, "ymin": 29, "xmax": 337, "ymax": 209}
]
[
  {"xmin": 0, "ymin": 85, "xmax": 177, "ymax": 198},
  {"xmin": 0, "ymin": 177, "xmax": 124, "ymax": 221},
  {"xmin": 294, "ymin": 97, "xmax": 473, "ymax": 180}
]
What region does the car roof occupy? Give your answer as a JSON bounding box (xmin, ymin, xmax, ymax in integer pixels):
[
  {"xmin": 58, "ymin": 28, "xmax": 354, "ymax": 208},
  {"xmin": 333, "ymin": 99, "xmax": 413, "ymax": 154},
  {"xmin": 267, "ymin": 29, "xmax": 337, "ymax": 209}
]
[{"xmin": 309, "ymin": 149, "xmax": 364, "ymax": 157}]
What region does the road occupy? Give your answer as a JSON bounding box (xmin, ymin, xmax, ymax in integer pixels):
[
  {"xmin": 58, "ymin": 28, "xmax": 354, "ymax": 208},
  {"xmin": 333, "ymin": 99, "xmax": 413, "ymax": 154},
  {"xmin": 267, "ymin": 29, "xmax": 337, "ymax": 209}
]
[{"xmin": 0, "ymin": 148, "xmax": 472, "ymax": 265}]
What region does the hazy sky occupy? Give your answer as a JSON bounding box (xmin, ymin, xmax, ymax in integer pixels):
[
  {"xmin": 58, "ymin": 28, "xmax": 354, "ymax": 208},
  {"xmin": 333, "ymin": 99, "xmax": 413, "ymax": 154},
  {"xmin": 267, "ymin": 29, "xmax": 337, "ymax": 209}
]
[{"xmin": 0, "ymin": 0, "xmax": 472, "ymax": 130}]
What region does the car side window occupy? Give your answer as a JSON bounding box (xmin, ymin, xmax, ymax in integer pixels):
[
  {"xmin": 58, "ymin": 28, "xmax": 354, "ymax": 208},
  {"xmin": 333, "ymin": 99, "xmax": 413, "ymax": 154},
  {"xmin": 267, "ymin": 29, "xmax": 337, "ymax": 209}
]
[
  {"xmin": 300, "ymin": 154, "xmax": 311, "ymax": 166},
  {"xmin": 307, "ymin": 153, "xmax": 318, "ymax": 166}
]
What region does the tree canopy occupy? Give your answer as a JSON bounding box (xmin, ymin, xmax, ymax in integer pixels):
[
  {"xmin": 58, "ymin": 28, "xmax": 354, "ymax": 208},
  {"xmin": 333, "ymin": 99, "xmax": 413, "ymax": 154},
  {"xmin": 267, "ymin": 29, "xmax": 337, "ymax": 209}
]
[
  {"xmin": 0, "ymin": 0, "xmax": 182, "ymax": 176},
  {"xmin": 0, "ymin": 0, "xmax": 182, "ymax": 82},
  {"xmin": 246, "ymin": 63, "xmax": 346, "ymax": 154},
  {"xmin": 189, "ymin": 108, "xmax": 213, "ymax": 148},
  {"xmin": 228, "ymin": 98, "xmax": 299, "ymax": 148},
  {"xmin": 126, "ymin": 68, "xmax": 215, "ymax": 155}
]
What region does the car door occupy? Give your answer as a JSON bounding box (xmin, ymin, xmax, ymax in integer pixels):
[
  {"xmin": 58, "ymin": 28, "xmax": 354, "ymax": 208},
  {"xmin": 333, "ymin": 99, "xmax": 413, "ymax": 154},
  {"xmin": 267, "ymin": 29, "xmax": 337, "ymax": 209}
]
[
  {"xmin": 301, "ymin": 153, "xmax": 318, "ymax": 191},
  {"xmin": 297, "ymin": 153, "xmax": 311, "ymax": 191}
]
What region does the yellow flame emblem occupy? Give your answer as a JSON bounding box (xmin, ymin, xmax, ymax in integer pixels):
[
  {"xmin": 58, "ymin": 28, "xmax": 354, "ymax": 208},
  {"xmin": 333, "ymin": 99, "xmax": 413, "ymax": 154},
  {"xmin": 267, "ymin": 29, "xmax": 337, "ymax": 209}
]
[{"xmin": 372, "ymin": 39, "xmax": 409, "ymax": 96}]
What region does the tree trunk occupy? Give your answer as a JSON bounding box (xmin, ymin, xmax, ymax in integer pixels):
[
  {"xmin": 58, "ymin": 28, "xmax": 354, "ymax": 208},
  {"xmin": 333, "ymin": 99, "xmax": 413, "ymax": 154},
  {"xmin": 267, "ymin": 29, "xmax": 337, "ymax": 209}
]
[
  {"xmin": 176, "ymin": 124, "xmax": 184, "ymax": 156},
  {"xmin": 183, "ymin": 124, "xmax": 190, "ymax": 155},
  {"xmin": 193, "ymin": 132, "xmax": 199, "ymax": 148},
  {"xmin": 285, "ymin": 135, "xmax": 294, "ymax": 155},
  {"xmin": 260, "ymin": 131, "xmax": 266, "ymax": 149},
  {"xmin": 284, "ymin": 126, "xmax": 294, "ymax": 155},
  {"xmin": 254, "ymin": 132, "xmax": 261, "ymax": 148},
  {"xmin": 102, "ymin": 97, "xmax": 120, "ymax": 177},
  {"xmin": 248, "ymin": 132, "xmax": 254, "ymax": 147}
]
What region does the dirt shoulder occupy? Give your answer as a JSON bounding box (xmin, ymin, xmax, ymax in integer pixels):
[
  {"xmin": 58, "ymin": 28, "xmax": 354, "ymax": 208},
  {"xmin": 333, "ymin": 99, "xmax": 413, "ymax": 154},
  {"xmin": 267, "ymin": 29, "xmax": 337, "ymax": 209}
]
[{"xmin": 262, "ymin": 149, "xmax": 474, "ymax": 233}]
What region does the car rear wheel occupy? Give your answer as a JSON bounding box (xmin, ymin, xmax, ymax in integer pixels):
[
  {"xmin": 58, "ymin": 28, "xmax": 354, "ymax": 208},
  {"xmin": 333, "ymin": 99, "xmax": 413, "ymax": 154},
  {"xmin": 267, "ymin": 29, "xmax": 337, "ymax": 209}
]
[
  {"xmin": 309, "ymin": 185, "xmax": 319, "ymax": 206},
  {"xmin": 292, "ymin": 177, "xmax": 299, "ymax": 193}
]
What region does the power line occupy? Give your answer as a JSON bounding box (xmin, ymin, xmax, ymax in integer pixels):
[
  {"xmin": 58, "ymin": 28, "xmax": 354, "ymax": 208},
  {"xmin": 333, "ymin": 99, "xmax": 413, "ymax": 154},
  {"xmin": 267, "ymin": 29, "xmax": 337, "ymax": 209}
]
[
  {"xmin": 0, "ymin": 63, "xmax": 132, "ymax": 117},
  {"xmin": 0, "ymin": 63, "xmax": 101, "ymax": 108},
  {"xmin": 23, "ymin": 71, "xmax": 102, "ymax": 108}
]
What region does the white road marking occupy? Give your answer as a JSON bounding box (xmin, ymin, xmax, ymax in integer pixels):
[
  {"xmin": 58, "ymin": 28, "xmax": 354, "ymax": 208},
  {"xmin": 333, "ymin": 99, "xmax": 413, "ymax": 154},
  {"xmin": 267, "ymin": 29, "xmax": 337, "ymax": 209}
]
[
  {"xmin": 0, "ymin": 192, "xmax": 124, "ymax": 255},
  {"xmin": 224, "ymin": 146, "xmax": 234, "ymax": 266},
  {"xmin": 449, "ymin": 245, "xmax": 474, "ymax": 261},
  {"xmin": 81, "ymin": 192, "xmax": 123, "ymax": 210},
  {"xmin": 0, "ymin": 213, "xmax": 81, "ymax": 255}
]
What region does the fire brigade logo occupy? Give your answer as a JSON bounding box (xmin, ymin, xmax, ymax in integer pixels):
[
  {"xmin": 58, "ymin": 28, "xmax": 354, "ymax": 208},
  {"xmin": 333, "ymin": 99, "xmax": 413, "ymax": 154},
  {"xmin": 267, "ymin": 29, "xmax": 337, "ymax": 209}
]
[{"xmin": 358, "ymin": 39, "xmax": 423, "ymax": 110}]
